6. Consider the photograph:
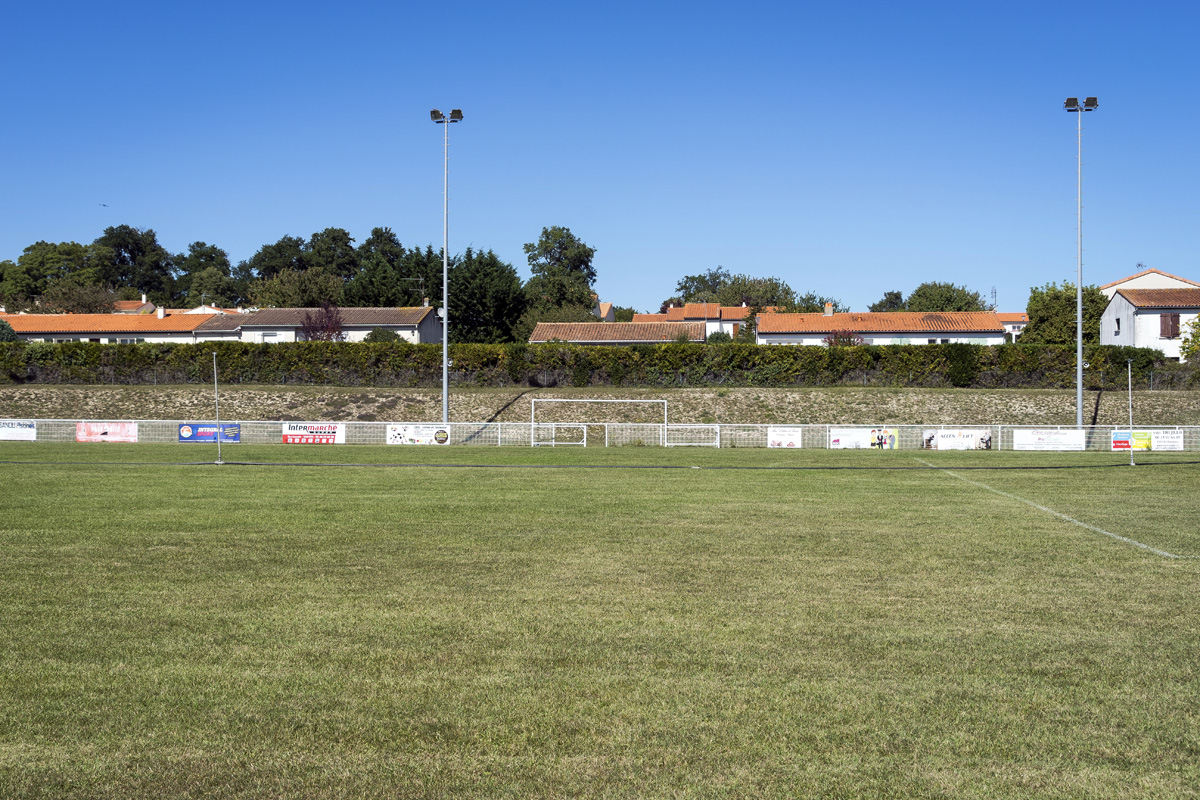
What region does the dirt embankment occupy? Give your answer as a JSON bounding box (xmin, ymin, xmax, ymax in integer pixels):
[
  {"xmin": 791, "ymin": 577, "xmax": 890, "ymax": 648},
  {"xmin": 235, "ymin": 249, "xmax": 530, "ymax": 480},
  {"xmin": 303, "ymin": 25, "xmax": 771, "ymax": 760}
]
[{"xmin": 2, "ymin": 385, "xmax": 1199, "ymax": 426}]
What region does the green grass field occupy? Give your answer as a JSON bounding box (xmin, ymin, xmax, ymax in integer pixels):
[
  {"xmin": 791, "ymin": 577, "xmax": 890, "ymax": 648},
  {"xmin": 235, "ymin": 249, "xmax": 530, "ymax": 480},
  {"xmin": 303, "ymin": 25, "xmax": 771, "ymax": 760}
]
[{"xmin": 2, "ymin": 443, "xmax": 1198, "ymax": 798}]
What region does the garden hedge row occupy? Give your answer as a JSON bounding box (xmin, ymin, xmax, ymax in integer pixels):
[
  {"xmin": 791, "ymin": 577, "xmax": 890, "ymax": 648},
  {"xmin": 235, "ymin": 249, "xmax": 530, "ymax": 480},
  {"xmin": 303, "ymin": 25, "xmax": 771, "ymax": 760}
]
[{"xmin": 0, "ymin": 341, "xmax": 1192, "ymax": 389}]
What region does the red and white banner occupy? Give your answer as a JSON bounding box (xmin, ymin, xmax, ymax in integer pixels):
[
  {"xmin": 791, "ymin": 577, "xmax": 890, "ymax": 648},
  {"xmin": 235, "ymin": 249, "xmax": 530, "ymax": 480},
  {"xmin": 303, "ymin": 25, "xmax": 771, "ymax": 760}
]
[
  {"xmin": 76, "ymin": 422, "xmax": 138, "ymax": 443},
  {"xmin": 282, "ymin": 422, "xmax": 345, "ymax": 444}
]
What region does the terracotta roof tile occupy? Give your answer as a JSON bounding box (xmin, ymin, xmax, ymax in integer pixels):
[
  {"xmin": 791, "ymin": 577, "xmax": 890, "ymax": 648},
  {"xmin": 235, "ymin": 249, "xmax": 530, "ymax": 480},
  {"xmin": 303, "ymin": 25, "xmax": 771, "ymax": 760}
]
[
  {"xmin": 756, "ymin": 311, "xmax": 1006, "ymax": 334},
  {"xmin": 240, "ymin": 307, "xmax": 433, "ymax": 326},
  {"xmin": 1115, "ymin": 288, "xmax": 1200, "ymax": 308},
  {"xmin": 0, "ymin": 313, "xmax": 215, "ymax": 334},
  {"xmin": 631, "ymin": 313, "xmax": 669, "ymax": 322},
  {"xmin": 529, "ymin": 322, "xmax": 706, "ymax": 343},
  {"xmin": 995, "ymin": 312, "xmax": 1028, "ymax": 323}
]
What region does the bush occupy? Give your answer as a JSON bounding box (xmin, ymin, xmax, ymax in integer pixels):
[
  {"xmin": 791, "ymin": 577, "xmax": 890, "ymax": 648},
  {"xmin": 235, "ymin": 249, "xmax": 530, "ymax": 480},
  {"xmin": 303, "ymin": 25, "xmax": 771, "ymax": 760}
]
[
  {"xmin": 0, "ymin": 320, "xmax": 18, "ymax": 343},
  {"xmin": 363, "ymin": 328, "xmax": 400, "ymax": 343}
]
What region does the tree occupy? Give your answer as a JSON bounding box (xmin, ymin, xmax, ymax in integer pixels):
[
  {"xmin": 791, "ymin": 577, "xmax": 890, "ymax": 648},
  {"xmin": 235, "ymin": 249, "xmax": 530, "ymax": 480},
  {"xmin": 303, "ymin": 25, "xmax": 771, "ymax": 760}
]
[
  {"xmin": 300, "ymin": 302, "xmax": 346, "ymax": 341},
  {"xmin": 868, "ymin": 290, "xmax": 906, "ymax": 312},
  {"xmin": 714, "ymin": 274, "xmax": 796, "ymax": 308},
  {"xmin": 344, "ymin": 233, "xmax": 440, "ymax": 308},
  {"xmin": 249, "ymin": 267, "xmax": 343, "ymax": 308},
  {"xmin": 306, "ymin": 228, "xmax": 359, "ymax": 279},
  {"xmin": 1019, "ymin": 282, "xmax": 1106, "ymax": 345},
  {"xmin": 612, "ymin": 305, "xmax": 636, "ymax": 322},
  {"xmin": 448, "ymin": 249, "xmax": 526, "ymax": 343},
  {"xmin": 904, "ymin": 282, "xmax": 987, "ymax": 312},
  {"xmin": 363, "ymin": 327, "xmax": 400, "ymax": 343},
  {"xmin": 706, "ymin": 331, "xmax": 732, "ymax": 344},
  {"xmin": 0, "ymin": 319, "xmax": 18, "ymax": 342},
  {"xmin": 512, "ymin": 303, "xmax": 597, "ymax": 343},
  {"xmin": 792, "ymin": 292, "xmax": 848, "ymax": 314},
  {"xmin": 675, "ymin": 267, "xmax": 732, "ymax": 303},
  {"xmin": 93, "ymin": 225, "xmax": 175, "ymax": 303},
  {"xmin": 40, "ymin": 282, "xmax": 117, "ymax": 313},
  {"xmin": 175, "ymin": 242, "xmax": 240, "ymax": 306},
  {"xmin": 823, "ymin": 330, "xmax": 866, "ymax": 347},
  {"xmin": 244, "ymin": 235, "xmax": 306, "ymax": 280},
  {"xmin": 524, "ymin": 226, "xmax": 597, "ymax": 286},
  {"xmin": 1180, "ymin": 317, "xmax": 1200, "ymax": 362}
]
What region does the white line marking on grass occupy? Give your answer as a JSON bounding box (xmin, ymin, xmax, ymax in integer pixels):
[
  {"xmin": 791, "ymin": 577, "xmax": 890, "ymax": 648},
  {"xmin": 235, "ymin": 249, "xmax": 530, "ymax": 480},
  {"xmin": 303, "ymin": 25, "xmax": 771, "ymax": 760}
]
[{"xmin": 913, "ymin": 458, "xmax": 1194, "ymax": 560}]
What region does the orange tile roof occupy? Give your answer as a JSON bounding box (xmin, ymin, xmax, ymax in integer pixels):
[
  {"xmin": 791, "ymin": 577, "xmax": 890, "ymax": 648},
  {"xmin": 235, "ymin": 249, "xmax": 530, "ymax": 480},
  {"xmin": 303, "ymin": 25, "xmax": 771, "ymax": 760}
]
[
  {"xmin": 756, "ymin": 311, "xmax": 1005, "ymax": 334},
  {"xmin": 530, "ymin": 322, "xmax": 706, "ymax": 343},
  {"xmin": 112, "ymin": 300, "xmax": 154, "ymax": 313},
  {"xmin": 631, "ymin": 313, "xmax": 669, "ymax": 322},
  {"xmin": 1100, "ymin": 268, "xmax": 1200, "ymax": 290},
  {"xmin": 1115, "ymin": 288, "xmax": 1200, "ymax": 308},
  {"xmin": 0, "ymin": 313, "xmax": 216, "ymax": 333},
  {"xmin": 995, "ymin": 312, "xmax": 1028, "ymax": 323}
]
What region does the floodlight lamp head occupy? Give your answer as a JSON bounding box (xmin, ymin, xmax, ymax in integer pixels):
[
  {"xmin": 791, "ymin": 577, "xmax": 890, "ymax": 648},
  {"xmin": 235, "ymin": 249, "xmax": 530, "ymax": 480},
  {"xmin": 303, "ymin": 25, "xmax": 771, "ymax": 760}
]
[
  {"xmin": 1083, "ymin": 97, "xmax": 1099, "ymax": 110},
  {"xmin": 430, "ymin": 109, "xmax": 445, "ymax": 122},
  {"xmin": 449, "ymin": 109, "xmax": 463, "ymax": 121},
  {"xmin": 1064, "ymin": 97, "xmax": 1080, "ymax": 111}
]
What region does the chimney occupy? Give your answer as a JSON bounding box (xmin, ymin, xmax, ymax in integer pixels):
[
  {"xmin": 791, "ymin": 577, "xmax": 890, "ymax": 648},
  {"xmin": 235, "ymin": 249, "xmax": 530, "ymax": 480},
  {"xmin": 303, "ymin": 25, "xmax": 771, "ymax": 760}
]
[
  {"xmin": 141, "ymin": 293, "xmax": 147, "ymax": 303},
  {"xmin": 423, "ymin": 297, "xmax": 429, "ymax": 307},
  {"xmin": 823, "ymin": 302, "xmax": 833, "ymax": 316},
  {"xmin": 157, "ymin": 307, "xmax": 165, "ymax": 319}
]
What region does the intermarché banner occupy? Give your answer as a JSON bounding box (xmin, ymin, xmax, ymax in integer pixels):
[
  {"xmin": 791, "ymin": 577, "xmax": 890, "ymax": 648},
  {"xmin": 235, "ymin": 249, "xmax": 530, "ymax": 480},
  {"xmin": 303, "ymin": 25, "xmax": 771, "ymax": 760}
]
[{"xmin": 282, "ymin": 422, "xmax": 345, "ymax": 444}]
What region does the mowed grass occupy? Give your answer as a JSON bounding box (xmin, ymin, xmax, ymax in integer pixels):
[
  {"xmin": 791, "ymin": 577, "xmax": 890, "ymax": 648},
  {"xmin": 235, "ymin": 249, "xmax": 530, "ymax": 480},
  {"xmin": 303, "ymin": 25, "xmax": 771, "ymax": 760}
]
[{"xmin": 1, "ymin": 443, "xmax": 1198, "ymax": 798}]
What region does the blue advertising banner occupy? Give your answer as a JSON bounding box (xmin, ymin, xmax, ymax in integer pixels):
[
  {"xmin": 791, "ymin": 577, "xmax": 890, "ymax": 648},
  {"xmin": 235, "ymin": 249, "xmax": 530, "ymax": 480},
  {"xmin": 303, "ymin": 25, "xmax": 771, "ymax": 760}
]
[{"xmin": 179, "ymin": 423, "xmax": 241, "ymax": 443}]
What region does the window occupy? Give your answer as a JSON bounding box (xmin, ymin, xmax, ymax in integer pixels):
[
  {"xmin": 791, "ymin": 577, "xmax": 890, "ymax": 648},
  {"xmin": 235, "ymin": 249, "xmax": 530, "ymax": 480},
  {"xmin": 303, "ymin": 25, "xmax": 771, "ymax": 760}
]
[
  {"xmin": 1115, "ymin": 318, "xmax": 1121, "ymax": 336},
  {"xmin": 1161, "ymin": 313, "xmax": 1180, "ymax": 339},
  {"xmin": 927, "ymin": 339, "xmax": 937, "ymax": 344}
]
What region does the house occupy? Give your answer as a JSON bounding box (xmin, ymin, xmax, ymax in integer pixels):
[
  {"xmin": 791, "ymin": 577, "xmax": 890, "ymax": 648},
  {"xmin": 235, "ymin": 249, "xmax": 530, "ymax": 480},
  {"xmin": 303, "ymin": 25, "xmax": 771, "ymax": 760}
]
[
  {"xmin": 1099, "ymin": 268, "xmax": 1200, "ymax": 299},
  {"xmin": 593, "ymin": 300, "xmax": 615, "ymax": 322},
  {"xmin": 632, "ymin": 303, "xmax": 766, "ymax": 339},
  {"xmin": 529, "ymin": 321, "xmax": 706, "ymax": 345},
  {"xmin": 233, "ymin": 306, "xmax": 441, "ymax": 343},
  {"xmin": 996, "ymin": 312, "xmax": 1028, "ymax": 340},
  {"xmin": 755, "ymin": 310, "xmax": 1007, "ymax": 346},
  {"xmin": 1100, "ymin": 288, "xmax": 1200, "ymax": 361},
  {"xmin": 0, "ymin": 309, "xmax": 217, "ymax": 343},
  {"xmin": 112, "ymin": 296, "xmax": 156, "ymax": 314}
]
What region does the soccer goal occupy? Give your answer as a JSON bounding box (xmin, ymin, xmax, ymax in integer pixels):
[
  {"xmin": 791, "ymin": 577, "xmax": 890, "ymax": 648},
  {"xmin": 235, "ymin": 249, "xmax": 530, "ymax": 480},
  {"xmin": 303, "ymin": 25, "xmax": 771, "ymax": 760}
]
[{"xmin": 530, "ymin": 398, "xmax": 668, "ymax": 447}]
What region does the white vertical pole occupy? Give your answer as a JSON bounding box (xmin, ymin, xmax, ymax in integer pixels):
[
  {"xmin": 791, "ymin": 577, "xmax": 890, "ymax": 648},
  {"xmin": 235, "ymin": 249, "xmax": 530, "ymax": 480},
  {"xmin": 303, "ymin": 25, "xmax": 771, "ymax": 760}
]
[
  {"xmin": 1127, "ymin": 359, "xmax": 1135, "ymax": 467},
  {"xmin": 442, "ymin": 119, "xmax": 450, "ymax": 426},
  {"xmin": 1076, "ymin": 109, "xmax": 1084, "ymax": 429},
  {"xmin": 212, "ymin": 351, "xmax": 223, "ymax": 465}
]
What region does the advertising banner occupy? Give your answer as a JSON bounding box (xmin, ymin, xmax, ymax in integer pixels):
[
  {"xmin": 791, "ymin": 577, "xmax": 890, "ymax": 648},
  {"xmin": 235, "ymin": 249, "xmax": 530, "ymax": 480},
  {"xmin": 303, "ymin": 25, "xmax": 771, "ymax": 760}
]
[
  {"xmin": 282, "ymin": 422, "xmax": 345, "ymax": 444},
  {"xmin": 386, "ymin": 424, "xmax": 450, "ymax": 445},
  {"xmin": 829, "ymin": 427, "xmax": 898, "ymax": 450},
  {"xmin": 0, "ymin": 420, "xmax": 37, "ymax": 441},
  {"xmin": 767, "ymin": 426, "xmax": 804, "ymax": 449},
  {"xmin": 1013, "ymin": 429, "xmax": 1086, "ymax": 451},
  {"xmin": 179, "ymin": 423, "xmax": 241, "ymax": 443},
  {"xmin": 1151, "ymin": 430, "xmax": 1184, "ymax": 451},
  {"xmin": 922, "ymin": 429, "xmax": 992, "ymax": 450},
  {"xmin": 76, "ymin": 422, "xmax": 138, "ymax": 443}
]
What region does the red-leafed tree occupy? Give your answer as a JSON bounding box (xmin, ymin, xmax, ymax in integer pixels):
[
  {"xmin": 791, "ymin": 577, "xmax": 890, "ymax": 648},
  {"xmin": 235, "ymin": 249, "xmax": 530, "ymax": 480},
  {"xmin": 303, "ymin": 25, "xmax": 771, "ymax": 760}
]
[
  {"xmin": 300, "ymin": 301, "xmax": 346, "ymax": 341},
  {"xmin": 823, "ymin": 329, "xmax": 865, "ymax": 347}
]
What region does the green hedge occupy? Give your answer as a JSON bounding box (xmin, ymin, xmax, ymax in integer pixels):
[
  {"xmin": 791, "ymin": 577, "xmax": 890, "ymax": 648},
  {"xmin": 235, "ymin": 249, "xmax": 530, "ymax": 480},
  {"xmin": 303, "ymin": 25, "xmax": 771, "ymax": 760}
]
[{"xmin": 0, "ymin": 341, "xmax": 1192, "ymax": 389}]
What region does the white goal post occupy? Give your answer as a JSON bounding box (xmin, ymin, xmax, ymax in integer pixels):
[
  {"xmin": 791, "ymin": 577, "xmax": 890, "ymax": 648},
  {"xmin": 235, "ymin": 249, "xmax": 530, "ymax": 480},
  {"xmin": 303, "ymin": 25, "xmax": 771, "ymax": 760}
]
[{"xmin": 530, "ymin": 398, "xmax": 668, "ymax": 447}]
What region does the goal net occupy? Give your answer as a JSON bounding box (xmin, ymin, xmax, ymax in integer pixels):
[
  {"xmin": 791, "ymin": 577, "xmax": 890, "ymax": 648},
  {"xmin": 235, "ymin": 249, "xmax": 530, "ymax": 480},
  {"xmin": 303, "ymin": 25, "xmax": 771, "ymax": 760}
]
[{"xmin": 530, "ymin": 398, "xmax": 668, "ymax": 447}]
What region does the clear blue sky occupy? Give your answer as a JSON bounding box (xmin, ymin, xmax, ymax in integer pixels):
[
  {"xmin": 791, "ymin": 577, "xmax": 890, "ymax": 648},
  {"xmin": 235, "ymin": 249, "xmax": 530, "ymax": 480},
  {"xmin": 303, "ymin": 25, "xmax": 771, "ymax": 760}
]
[{"xmin": 4, "ymin": 0, "xmax": 1198, "ymax": 313}]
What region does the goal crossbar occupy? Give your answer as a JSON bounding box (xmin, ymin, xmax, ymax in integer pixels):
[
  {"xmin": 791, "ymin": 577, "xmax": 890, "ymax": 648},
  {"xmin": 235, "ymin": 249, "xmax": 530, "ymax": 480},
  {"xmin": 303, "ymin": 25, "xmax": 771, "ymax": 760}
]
[{"xmin": 530, "ymin": 398, "xmax": 668, "ymax": 447}]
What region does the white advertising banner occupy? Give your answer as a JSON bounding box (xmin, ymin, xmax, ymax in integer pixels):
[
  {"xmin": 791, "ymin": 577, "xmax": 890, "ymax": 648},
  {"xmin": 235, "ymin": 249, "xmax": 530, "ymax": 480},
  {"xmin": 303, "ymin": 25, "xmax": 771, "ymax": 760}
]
[
  {"xmin": 387, "ymin": 424, "xmax": 450, "ymax": 445},
  {"xmin": 922, "ymin": 428, "xmax": 992, "ymax": 450},
  {"xmin": 767, "ymin": 426, "xmax": 804, "ymax": 449},
  {"xmin": 829, "ymin": 427, "xmax": 898, "ymax": 450},
  {"xmin": 1013, "ymin": 429, "xmax": 1086, "ymax": 451},
  {"xmin": 282, "ymin": 422, "xmax": 345, "ymax": 444},
  {"xmin": 76, "ymin": 422, "xmax": 138, "ymax": 443},
  {"xmin": 1151, "ymin": 429, "xmax": 1184, "ymax": 451},
  {"xmin": 0, "ymin": 420, "xmax": 37, "ymax": 441}
]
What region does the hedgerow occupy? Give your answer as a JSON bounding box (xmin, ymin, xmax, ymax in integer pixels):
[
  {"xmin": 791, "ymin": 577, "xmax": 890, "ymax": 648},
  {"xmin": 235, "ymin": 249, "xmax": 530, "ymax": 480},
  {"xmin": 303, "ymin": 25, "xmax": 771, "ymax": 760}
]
[{"xmin": 0, "ymin": 341, "xmax": 1192, "ymax": 389}]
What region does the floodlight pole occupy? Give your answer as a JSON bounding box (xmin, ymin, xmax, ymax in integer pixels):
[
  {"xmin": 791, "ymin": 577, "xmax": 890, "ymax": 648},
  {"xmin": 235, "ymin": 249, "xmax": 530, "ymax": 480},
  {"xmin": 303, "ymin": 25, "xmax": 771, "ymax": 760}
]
[
  {"xmin": 1065, "ymin": 97, "xmax": 1098, "ymax": 428},
  {"xmin": 431, "ymin": 108, "xmax": 462, "ymax": 426},
  {"xmin": 212, "ymin": 351, "xmax": 223, "ymax": 465}
]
